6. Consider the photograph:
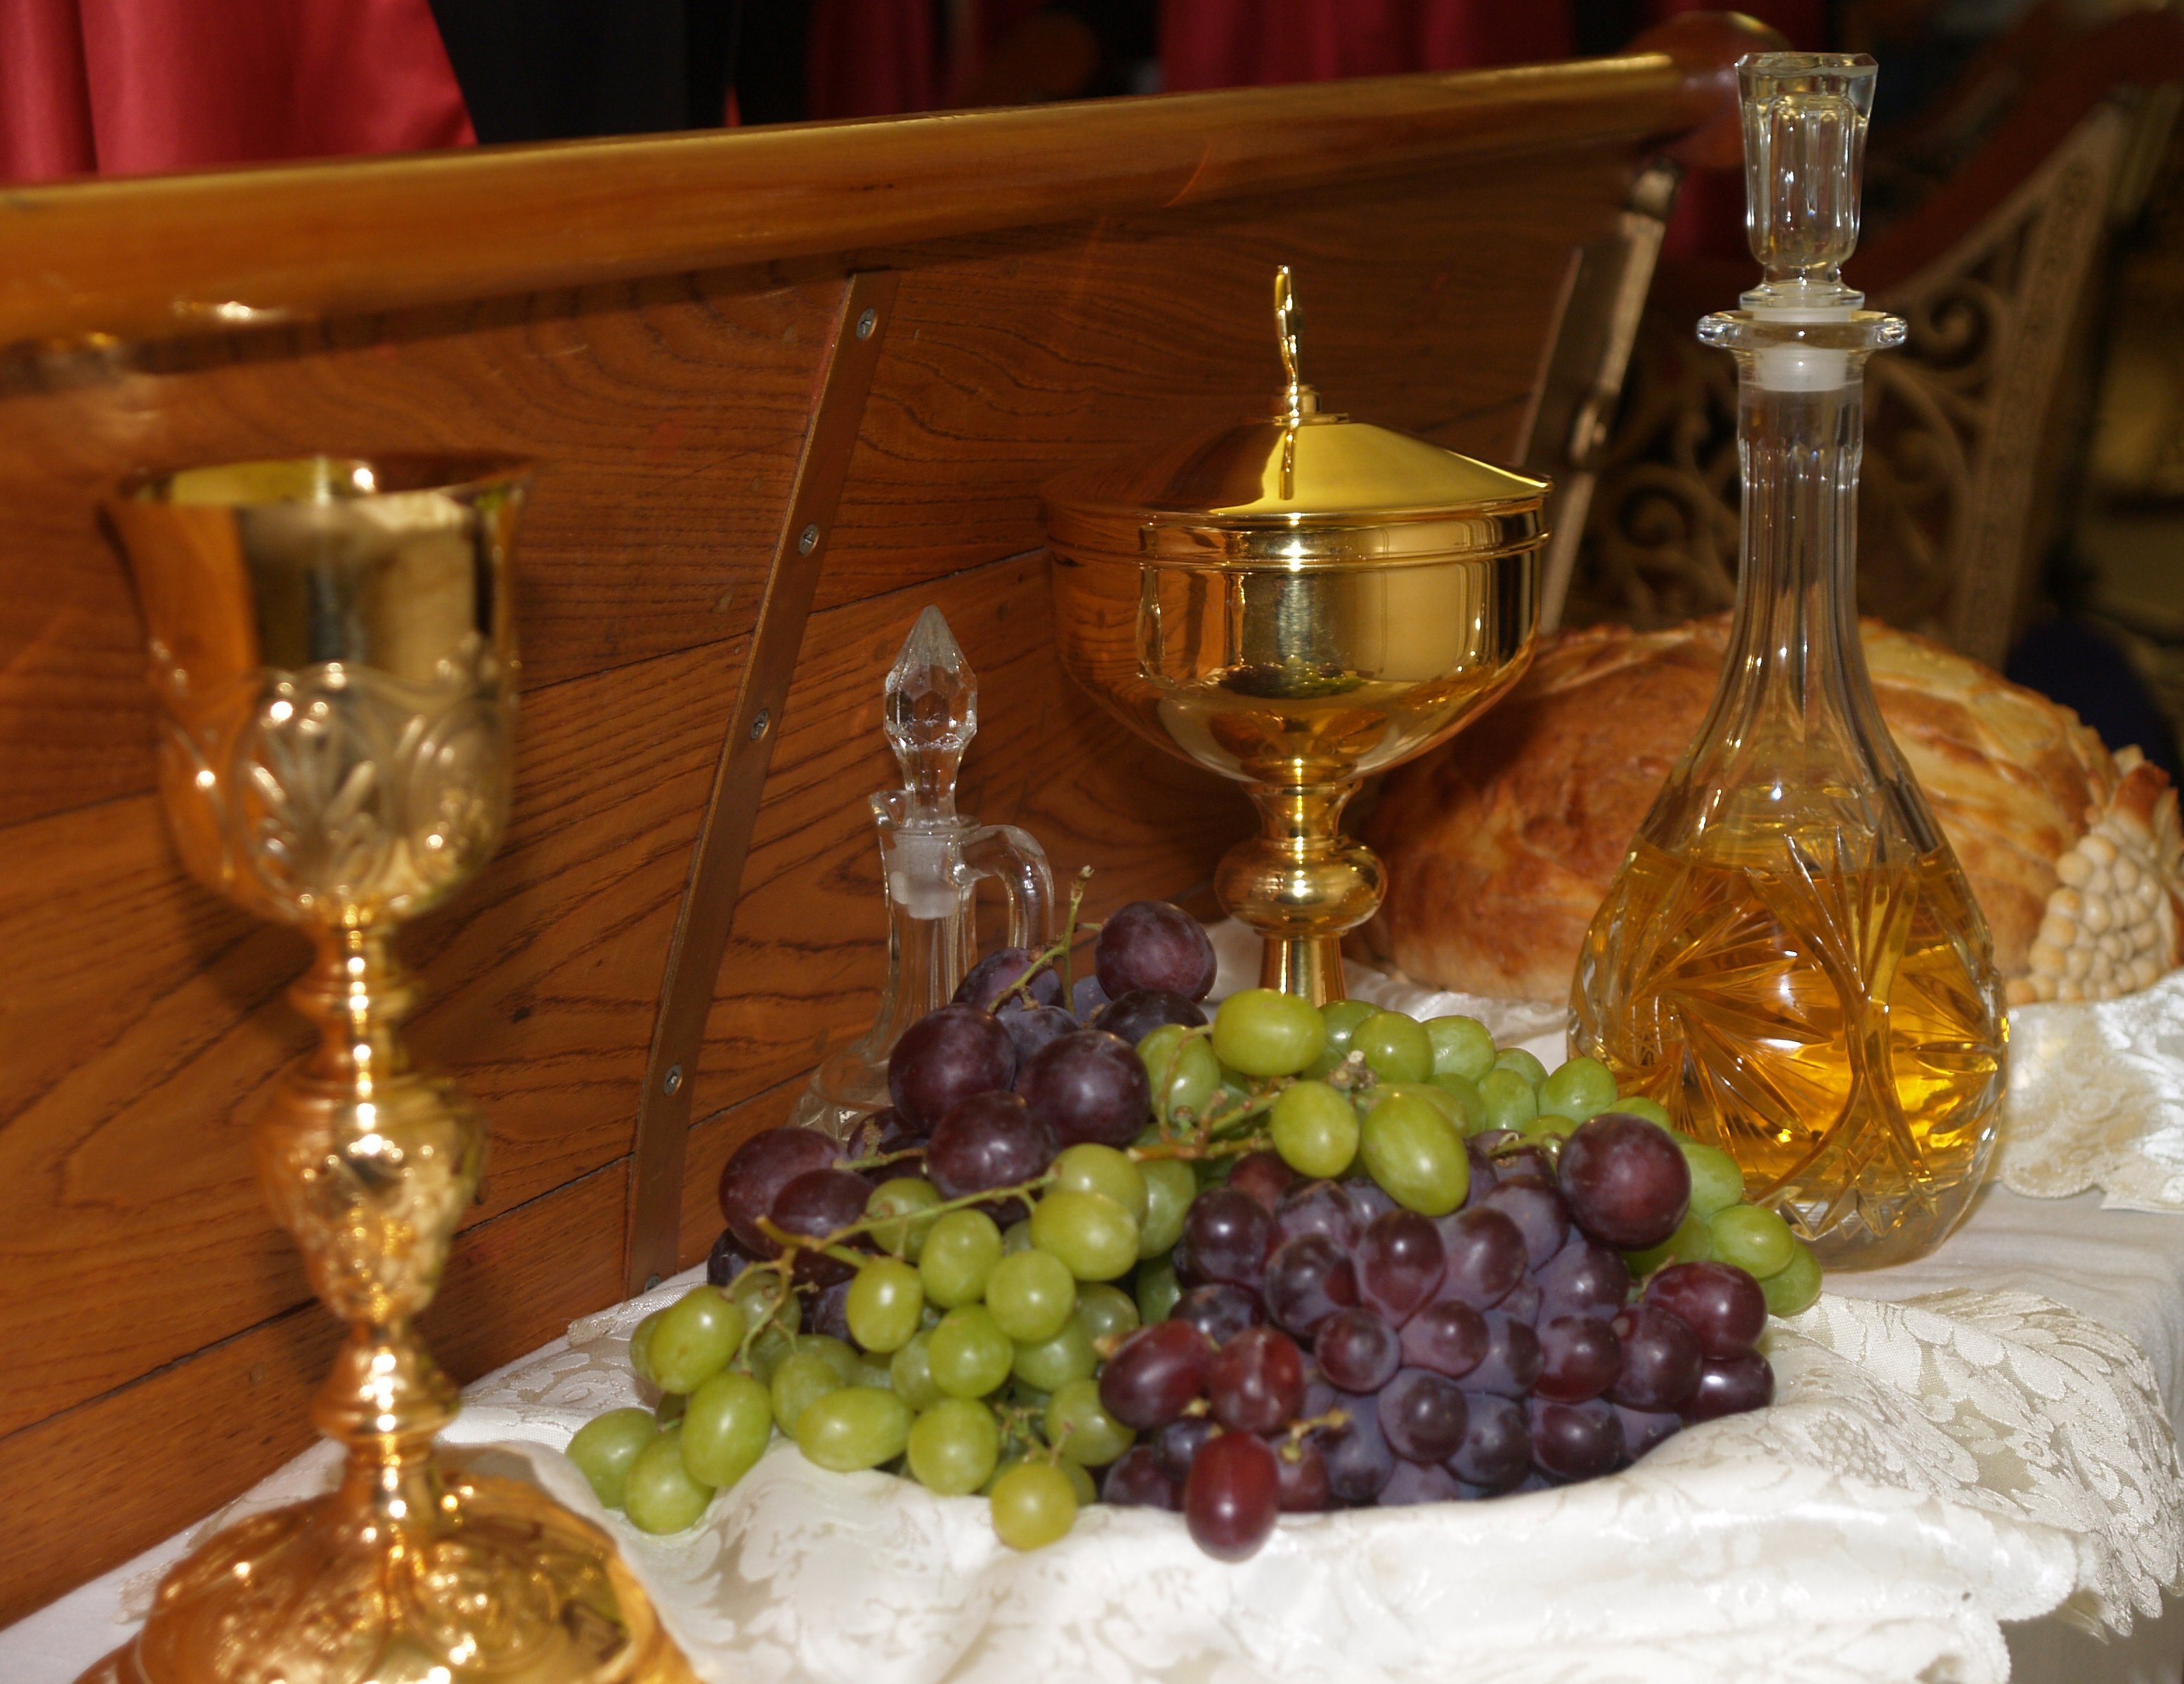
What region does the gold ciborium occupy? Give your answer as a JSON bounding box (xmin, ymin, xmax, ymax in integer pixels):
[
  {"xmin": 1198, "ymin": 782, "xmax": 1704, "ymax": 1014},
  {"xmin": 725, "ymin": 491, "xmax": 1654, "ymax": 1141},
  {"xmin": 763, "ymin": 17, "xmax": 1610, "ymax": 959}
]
[
  {"xmin": 1044, "ymin": 271, "xmax": 1549, "ymax": 1003},
  {"xmin": 100, "ymin": 458, "xmax": 691, "ymax": 1684}
]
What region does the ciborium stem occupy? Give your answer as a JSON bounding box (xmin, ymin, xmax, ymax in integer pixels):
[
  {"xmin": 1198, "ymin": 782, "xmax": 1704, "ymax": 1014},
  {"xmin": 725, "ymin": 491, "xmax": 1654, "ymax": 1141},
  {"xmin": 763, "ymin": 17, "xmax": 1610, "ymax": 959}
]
[{"xmin": 1216, "ymin": 781, "xmax": 1384, "ymax": 1004}]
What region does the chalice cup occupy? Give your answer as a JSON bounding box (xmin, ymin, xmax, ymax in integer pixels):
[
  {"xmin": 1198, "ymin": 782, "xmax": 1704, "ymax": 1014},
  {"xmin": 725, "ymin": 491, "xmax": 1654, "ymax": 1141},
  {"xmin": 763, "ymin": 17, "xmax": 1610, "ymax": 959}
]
[{"xmin": 100, "ymin": 458, "xmax": 690, "ymax": 1684}]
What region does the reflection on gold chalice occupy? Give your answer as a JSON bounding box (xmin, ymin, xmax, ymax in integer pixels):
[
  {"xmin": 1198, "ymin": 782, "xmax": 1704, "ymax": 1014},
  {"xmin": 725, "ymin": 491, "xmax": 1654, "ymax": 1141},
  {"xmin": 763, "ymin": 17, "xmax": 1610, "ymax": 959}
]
[
  {"xmin": 98, "ymin": 458, "xmax": 691, "ymax": 1684},
  {"xmin": 1044, "ymin": 271, "xmax": 1548, "ymax": 1003}
]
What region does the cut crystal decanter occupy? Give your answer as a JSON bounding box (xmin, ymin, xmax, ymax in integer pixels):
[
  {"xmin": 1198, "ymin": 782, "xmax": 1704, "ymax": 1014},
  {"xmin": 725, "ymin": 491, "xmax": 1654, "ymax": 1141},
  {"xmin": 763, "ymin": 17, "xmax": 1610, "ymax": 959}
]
[
  {"xmin": 788, "ymin": 606, "xmax": 1053, "ymax": 1137},
  {"xmin": 1570, "ymin": 53, "xmax": 2008, "ymax": 1267}
]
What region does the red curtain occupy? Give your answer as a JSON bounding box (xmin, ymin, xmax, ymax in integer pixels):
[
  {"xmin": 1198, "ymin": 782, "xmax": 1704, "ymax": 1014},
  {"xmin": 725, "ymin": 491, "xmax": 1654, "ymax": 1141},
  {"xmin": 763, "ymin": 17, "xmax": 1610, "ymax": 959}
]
[
  {"xmin": 1162, "ymin": 0, "xmax": 1573, "ymax": 90},
  {"xmin": 1, "ymin": 0, "xmax": 474, "ymax": 185}
]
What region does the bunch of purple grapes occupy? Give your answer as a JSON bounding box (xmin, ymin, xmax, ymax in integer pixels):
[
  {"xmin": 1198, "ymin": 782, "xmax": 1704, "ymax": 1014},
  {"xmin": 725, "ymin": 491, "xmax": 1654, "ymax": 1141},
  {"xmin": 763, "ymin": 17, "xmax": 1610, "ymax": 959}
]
[{"xmin": 1092, "ymin": 1114, "xmax": 1776, "ymax": 1562}]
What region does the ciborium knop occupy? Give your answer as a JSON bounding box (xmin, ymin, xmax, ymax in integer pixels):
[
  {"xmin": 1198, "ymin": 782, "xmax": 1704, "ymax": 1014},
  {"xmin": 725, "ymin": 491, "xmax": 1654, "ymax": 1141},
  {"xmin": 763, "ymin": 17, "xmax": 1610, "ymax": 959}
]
[
  {"xmin": 99, "ymin": 457, "xmax": 692, "ymax": 1684},
  {"xmin": 1044, "ymin": 270, "xmax": 1549, "ymax": 1003}
]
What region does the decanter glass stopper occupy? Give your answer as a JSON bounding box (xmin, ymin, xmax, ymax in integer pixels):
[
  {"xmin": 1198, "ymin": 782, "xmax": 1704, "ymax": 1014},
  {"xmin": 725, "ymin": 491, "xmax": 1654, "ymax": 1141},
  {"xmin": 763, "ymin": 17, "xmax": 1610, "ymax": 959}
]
[
  {"xmin": 887, "ymin": 604, "xmax": 976, "ymax": 820},
  {"xmin": 1738, "ymin": 53, "xmax": 1876, "ymax": 313}
]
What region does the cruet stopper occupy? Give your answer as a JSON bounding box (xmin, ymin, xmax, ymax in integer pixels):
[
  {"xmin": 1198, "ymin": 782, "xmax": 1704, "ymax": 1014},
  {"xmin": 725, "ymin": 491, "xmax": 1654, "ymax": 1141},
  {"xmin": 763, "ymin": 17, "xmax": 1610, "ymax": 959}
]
[{"xmin": 888, "ymin": 604, "xmax": 976, "ymax": 821}]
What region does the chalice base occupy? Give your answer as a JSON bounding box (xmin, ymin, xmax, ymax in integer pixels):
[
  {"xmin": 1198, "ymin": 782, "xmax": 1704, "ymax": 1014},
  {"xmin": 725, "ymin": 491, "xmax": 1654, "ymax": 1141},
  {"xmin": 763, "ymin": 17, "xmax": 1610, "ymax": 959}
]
[{"xmin": 81, "ymin": 1470, "xmax": 696, "ymax": 1684}]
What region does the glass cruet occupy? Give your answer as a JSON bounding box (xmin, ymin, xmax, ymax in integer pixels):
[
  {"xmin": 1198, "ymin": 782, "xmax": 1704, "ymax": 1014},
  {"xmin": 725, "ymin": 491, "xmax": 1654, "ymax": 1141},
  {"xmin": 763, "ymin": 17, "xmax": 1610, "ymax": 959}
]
[
  {"xmin": 1570, "ymin": 53, "xmax": 2008, "ymax": 1268},
  {"xmin": 788, "ymin": 606, "xmax": 1053, "ymax": 1137}
]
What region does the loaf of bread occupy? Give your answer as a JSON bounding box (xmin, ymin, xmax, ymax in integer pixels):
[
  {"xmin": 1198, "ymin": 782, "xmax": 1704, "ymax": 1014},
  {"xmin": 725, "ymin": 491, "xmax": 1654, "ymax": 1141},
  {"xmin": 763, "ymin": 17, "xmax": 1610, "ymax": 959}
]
[{"xmin": 1363, "ymin": 616, "xmax": 2183, "ymax": 1006}]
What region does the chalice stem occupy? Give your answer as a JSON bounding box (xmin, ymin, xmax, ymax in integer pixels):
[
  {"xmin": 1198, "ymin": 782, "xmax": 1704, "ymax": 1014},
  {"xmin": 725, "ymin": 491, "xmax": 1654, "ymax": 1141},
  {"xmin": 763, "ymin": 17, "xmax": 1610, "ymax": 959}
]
[{"xmin": 1218, "ymin": 781, "xmax": 1385, "ymax": 1006}]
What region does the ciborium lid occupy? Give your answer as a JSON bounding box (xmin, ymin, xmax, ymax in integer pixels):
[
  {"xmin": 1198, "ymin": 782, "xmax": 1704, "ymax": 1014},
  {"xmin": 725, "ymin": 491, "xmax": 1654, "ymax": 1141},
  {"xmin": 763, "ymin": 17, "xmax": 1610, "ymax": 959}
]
[{"xmin": 1042, "ymin": 267, "xmax": 1548, "ymax": 570}]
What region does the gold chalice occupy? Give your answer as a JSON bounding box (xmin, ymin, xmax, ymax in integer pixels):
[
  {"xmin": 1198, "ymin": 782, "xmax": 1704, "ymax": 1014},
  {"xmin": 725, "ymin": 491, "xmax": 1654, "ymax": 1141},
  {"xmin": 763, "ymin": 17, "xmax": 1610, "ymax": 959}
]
[
  {"xmin": 1044, "ymin": 271, "xmax": 1548, "ymax": 1003},
  {"xmin": 99, "ymin": 458, "xmax": 690, "ymax": 1684}
]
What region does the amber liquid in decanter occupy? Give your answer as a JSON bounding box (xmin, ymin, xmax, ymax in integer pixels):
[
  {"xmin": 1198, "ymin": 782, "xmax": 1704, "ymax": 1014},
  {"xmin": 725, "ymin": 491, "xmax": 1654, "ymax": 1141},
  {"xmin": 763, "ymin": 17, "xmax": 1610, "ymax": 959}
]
[{"xmin": 1571, "ymin": 52, "xmax": 2006, "ymax": 1267}]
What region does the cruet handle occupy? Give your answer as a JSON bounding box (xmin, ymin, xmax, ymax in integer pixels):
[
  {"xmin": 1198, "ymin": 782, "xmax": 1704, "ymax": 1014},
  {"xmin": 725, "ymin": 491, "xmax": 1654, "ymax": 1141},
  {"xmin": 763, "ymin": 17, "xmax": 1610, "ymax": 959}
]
[{"xmin": 959, "ymin": 823, "xmax": 1054, "ymax": 953}]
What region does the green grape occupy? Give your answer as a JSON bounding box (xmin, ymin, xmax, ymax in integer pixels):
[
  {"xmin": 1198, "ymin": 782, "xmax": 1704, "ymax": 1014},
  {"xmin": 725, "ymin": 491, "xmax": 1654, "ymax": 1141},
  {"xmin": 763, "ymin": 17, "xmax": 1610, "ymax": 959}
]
[
  {"xmin": 1043, "ymin": 1376, "xmax": 1134, "ymax": 1466},
  {"xmin": 1007, "ymin": 1381, "xmax": 1051, "ymax": 1414},
  {"xmin": 988, "ymin": 1452, "xmax": 1096, "ymax": 1504},
  {"xmin": 680, "ymin": 1371, "xmax": 773, "ymax": 1489},
  {"xmin": 1135, "ymin": 1258, "xmax": 1181, "ymax": 1325},
  {"xmin": 1360, "ymin": 1090, "xmax": 1469, "ymax": 1217},
  {"xmin": 623, "ymin": 1427, "xmax": 714, "ymax": 1534},
  {"xmin": 1428, "ymin": 1071, "xmax": 1484, "ymax": 1133},
  {"xmin": 1708, "ymin": 1203, "xmax": 1798, "ymax": 1279},
  {"xmin": 649, "ymin": 1287, "xmax": 748, "ymax": 1395},
  {"xmin": 1269, "ymin": 1079, "xmax": 1359, "ymax": 1178},
  {"xmin": 906, "ymin": 1398, "xmax": 1001, "ymax": 1495},
  {"xmin": 985, "ymin": 1248, "xmax": 1078, "ymax": 1343},
  {"xmin": 1477, "ymin": 1067, "xmax": 1539, "ymax": 1133},
  {"xmin": 654, "ymin": 1391, "xmax": 687, "ymax": 1426},
  {"xmin": 1424, "ymin": 1015, "xmax": 1497, "ymax": 1083},
  {"xmin": 845, "ymin": 1258, "xmax": 925, "ymax": 1354},
  {"xmin": 1493, "ymin": 1047, "xmax": 1549, "ymax": 1090},
  {"xmin": 1052, "ymin": 1143, "xmax": 1148, "ymax": 1223},
  {"xmin": 1623, "ymin": 1210, "xmax": 1714, "ymax": 1279},
  {"xmin": 796, "ymin": 1334, "xmax": 862, "ymax": 1385},
  {"xmin": 866, "ymin": 1177, "xmax": 943, "ymax": 1260},
  {"xmin": 1353, "ymin": 1010, "xmax": 1433, "ymax": 1083},
  {"xmin": 1677, "ymin": 1137, "xmax": 1747, "ymax": 1217},
  {"xmin": 1380, "ymin": 1081, "xmax": 1469, "ymax": 1133},
  {"xmin": 627, "ymin": 1312, "xmax": 663, "ymax": 1386},
  {"xmin": 1139, "ymin": 1024, "xmax": 1221, "ymax": 1123},
  {"xmin": 1520, "ymin": 1111, "xmax": 1578, "ymax": 1144},
  {"xmin": 1758, "ymin": 1241, "xmax": 1823, "ymax": 1317},
  {"xmin": 1074, "ymin": 1282, "xmax": 1140, "ymax": 1345},
  {"xmin": 1002, "ymin": 1218, "xmax": 1034, "ymax": 1255},
  {"xmin": 929, "ymin": 1305, "xmax": 1015, "ymax": 1399},
  {"xmin": 1211, "ymin": 988, "xmax": 1327, "ymax": 1078},
  {"xmin": 1318, "ymin": 998, "xmax": 1377, "ymax": 1057},
  {"xmin": 727, "ymin": 1267, "xmax": 800, "ymax": 1338},
  {"xmin": 795, "ymin": 1385, "xmax": 913, "ymax": 1472},
  {"xmin": 989, "ymin": 1460, "xmax": 1079, "ymax": 1551},
  {"xmin": 890, "ymin": 1331, "xmax": 944, "ymax": 1411},
  {"xmin": 1538, "ymin": 1057, "xmax": 1619, "ymax": 1123},
  {"xmin": 921, "ymin": 1209, "xmax": 1004, "ymax": 1307},
  {"xmin": 769, "ymin": 1350, "xmax": 845, "ymax": 1436},
  {"xmin": 1028, "ymin": 1190, "xmax": 1140, "ymax": 1281},
  {"xmin": 566, "ymin": 1407, "xmax": 656, "ymax": 1509},
  {"xmin": 1613, "ymin": 1094, "xmax": 1677, "ymax": 1132},
  {"xmin": 1012, "ymin": 1311, "xmax": 1097, "ymax": 1391},
  {"xmin": 1137, "ymin": 1159, "xmax": 1196, "ymax": 1257},
  {"xmin": 746, "ymin": 1324, "xmax": 795, "ymax": 1385},
  {"xmin": 852, "ymin": 1352, "xmax": 895, "ymax": 1391}
]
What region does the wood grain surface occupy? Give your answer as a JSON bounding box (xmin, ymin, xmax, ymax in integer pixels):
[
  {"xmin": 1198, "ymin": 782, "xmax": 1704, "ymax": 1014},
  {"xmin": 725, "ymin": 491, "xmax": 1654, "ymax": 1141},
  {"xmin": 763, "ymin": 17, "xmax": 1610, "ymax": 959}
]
[{"xmin": 0, "ymin": 32, "xmax": 1749, "ymax": 1620}]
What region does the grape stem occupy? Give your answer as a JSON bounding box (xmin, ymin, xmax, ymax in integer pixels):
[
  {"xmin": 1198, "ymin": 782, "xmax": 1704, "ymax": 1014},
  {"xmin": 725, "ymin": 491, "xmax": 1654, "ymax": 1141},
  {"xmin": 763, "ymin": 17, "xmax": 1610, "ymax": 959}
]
[
  {"xmin": 841, "ymin": 1146, "xmax": 927, "ymax": 1173},
  {"xmin": 991, "ymin": 865, "xmax": 1098, "ymax": 1017},
  {"xmin": 754, "ymin": 1173, "xmax": 1060, "ymax": 1262}
]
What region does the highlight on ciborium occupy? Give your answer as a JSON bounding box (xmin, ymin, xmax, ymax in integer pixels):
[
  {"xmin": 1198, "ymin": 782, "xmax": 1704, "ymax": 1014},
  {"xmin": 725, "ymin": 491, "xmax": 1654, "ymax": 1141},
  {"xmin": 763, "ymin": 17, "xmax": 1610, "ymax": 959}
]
[
  {"xmin": 97, "ymin": 457, "xmax": 693, "ymax": 1684},
  {"xmin": 1043, "ymin": 269, "xmax": 1550, "ymax": 1005}
]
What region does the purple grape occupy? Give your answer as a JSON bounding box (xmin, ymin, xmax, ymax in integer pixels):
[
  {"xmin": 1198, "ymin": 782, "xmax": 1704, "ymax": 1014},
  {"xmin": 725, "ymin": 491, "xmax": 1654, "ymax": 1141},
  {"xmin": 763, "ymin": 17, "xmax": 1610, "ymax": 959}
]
[
  {"xmin": 1379, "ymin": 1369, "xmax": 1469, "ymax": 1464},
  {"xmin": 717, "ymin": 1127, "xmax": 843, "ymax": 1256},
  {"xmin": 807, "ymin": 1278, "xmax": 853, "ymax": 1343},
  {"xmin": 1209, "ymin": 1326, "xmax": 1306, "ymax": 1434},
  {"xmin": 845, "ymin": 1107, "xmax": 927, "ymax": 1172},
  {"xmin": 1498, "ymin": 1279, "xmax": 1543, "ymax": 1325},
  {"xmin": 1493, "ymin": 1143, "xmax": 1558, "ymax": 1184},
  {"xmin": 1465, "ymin": 1131, "xmax": 1519, "ymax": 1203},
  {"xmin": 1448, "ymin": 1392, "xmax": 1530, "ymax": 1490},
  {"xmin": 1181, "ymin": 1187, "xmax": 1272, "ymax": 1289},
  {"xmin": 1644, "ymin": 1261, "xmax": 1768, "ymax": 1361},
  {"xmin": 1558, "ymin": 1113, "xmax": 1691, "ymax": 1250},
  {"xmin": 1377, "ymin": 1460, "xmax": 1462, "ymax": 1506},
  {"xmin": 706, "ymin": 1227, "xmax": 756, "ymax": 1287},
  {"xmin": 1273, "ymin": 1437, "xmax": 1332, "ymax": 1512},
  {"xmin": 770, "ymin": 1168, "xmax": 874, "ymax": 1286},
  {"xmin": 1184, "ymin": 1430, "xmax": 1281, "ymax": 1561},
  {"xmin": 1320, "ymin": 1392, "xmax": 1395, "ymax": 1502},
  {"xmin": 1020, "ymin": 1029, "xmax": 1151, "ymax": 1149},
  {"xmin": 1535, "ymin": 1234, "xmax": 1632, "ymax": 1322},
  {"xmin": 1227, "ymin": 1150, "xmax": 1297, "ymax": 1213},
  {"xmin": 954, "ymin": 946, "xmax": 1062, "ymax": 1012},
  {"xmin": 1098, "ymin": 1320, "xmax": 1214, "ymax": 1430},
  {"xmin": 887, "ymin": 1005, "xmax": 1016, "ymax": 1130},
  {"xmin": 1152, "ymin": 1415, "xmax": 1218, "ymax": 1481},
  {"xmin": 1482, "ymin": 1176, "xmax": 1570, "ymax": 1270},
  {"xmin": 1614, "ymin": 1404, "xmax": 1684, "ymax": 1459},
  {"xmin": 1339, "ymin": 1174, "xmax": 1399, "ymax": 1225},
  {"xmin": 1607, "ymin": 1303, "xmax": 1703, "ymax": 1411},
  {"xmin": 1096, "ymin": 901, "xmax": 1218, "ymax": 1000},
  {"xmin": 1467, "ymin": 1312, "xmax": 1543, "ymax": 1397},
  {"xmin": 924, "ymin": 1090, "xmax": 1056, "ymax": 1206},
  {"xmin": 1535, "ymin": 1314, "xmax": 1620, "ymax": 1403},
  {"xmin": 1529, "ymin": 1397, "xmax": 1625, "ymax": 1482},
  {"xmin": 1093, "ymin": 988, "xmax": 1207, "ymax": 1046},
  {"xmin": 1172, "ymin": 1284, "xmax": 1263, "ymax": 1348},
  {"xmin": 1682, "ymin": 1351, "xmax": 1776, "ymax": 1422},
  {"xmin": 1001, "ymin": 1004, "xmax": 1079, "ymax": 1077},
  {"xmin": 1314, "ymin": 1308, "xmax": 1401, "ymax": 1392},
  {"xmin": 1100, "ymin": 1444, "xmax": 1181, "ymax": 1510},
  {"xmin": 1270, "ymin": 1180, "xmax": 1367, "ymax": 1251},
  {"xmin": 1398, "ymin": 1299, "xmax": 1489, "ymax": 1381},
  {"xmin": 1356, "ymin": 1210, "xmax": 1445, "ymax": 1326},
  {"xmin": 1070, "ymin": 974, "xmax": 1110, "ymax": 1020},
  {"xmin": 1262, "ymin": 1234, "xmax": 1358, "ymax": 1338},
  {"xmin": 1432, "ymin": 1207, "xmax": 1527, "ymax": 1310}
]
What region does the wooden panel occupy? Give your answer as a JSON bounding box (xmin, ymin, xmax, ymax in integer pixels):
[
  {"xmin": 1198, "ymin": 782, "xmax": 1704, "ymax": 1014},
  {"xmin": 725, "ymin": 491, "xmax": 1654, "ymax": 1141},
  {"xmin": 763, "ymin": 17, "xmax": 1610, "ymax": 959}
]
[
  {"xmin": 0, "ymin": 637, "xmax": 741, "ymax": 1435},
  {"xmin": 0, "ymin": 1164, "xmax": 628, "ymax": 1626},
  {"xmin": 0, "ymin": 274, "xmax": 831, "ymax": 830}
]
